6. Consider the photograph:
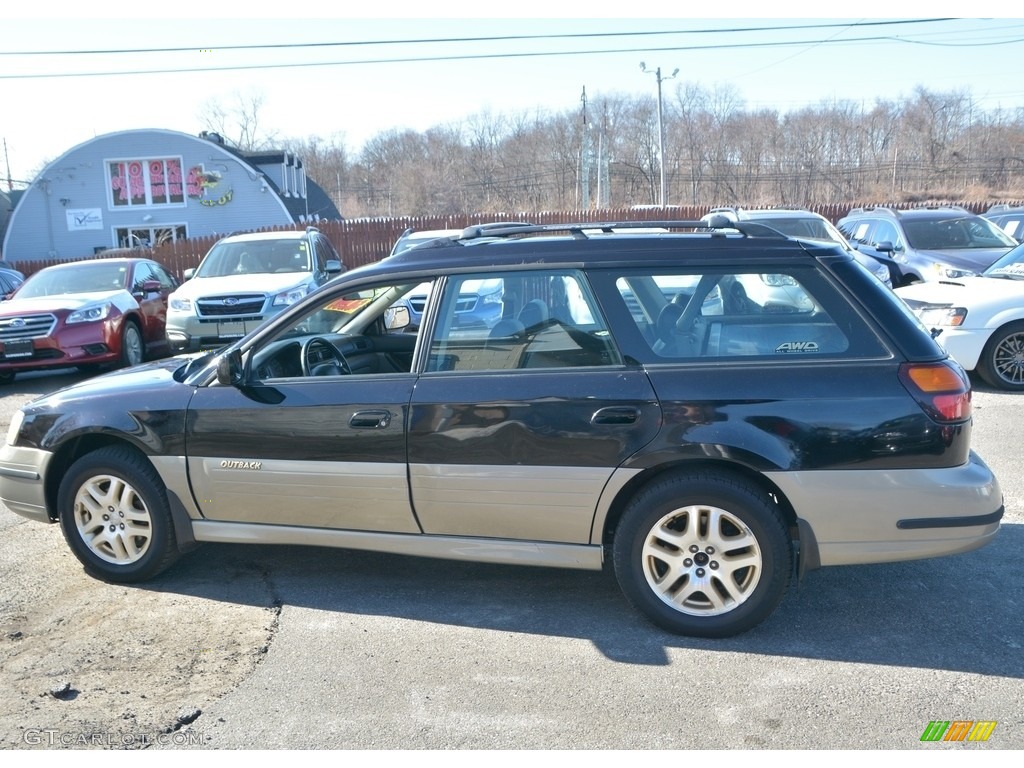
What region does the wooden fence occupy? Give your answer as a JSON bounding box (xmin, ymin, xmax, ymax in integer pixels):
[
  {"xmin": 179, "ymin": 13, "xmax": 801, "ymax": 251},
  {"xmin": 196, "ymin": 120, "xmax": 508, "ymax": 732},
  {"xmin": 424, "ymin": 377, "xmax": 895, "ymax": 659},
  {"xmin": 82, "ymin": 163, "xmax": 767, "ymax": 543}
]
[{"xmin": 7, "ymin": 201, "xmax": 1013, "ymax": 281}]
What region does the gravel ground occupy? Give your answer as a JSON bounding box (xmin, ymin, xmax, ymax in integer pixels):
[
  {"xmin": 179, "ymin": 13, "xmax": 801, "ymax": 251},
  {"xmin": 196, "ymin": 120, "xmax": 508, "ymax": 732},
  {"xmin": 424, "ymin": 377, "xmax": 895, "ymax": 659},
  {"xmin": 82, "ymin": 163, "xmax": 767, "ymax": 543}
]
[{"xmin": 0, "ymin": 515, "xmax": 278, "ymax": 750}]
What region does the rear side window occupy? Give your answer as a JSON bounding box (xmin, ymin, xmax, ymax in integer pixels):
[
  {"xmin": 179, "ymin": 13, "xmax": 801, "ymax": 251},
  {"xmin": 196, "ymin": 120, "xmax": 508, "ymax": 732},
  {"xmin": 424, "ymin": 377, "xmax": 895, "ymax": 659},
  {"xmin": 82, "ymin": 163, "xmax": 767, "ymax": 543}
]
[{"xmin": 610, "ymin": 267, "xmax": 888, "ymax": 361}]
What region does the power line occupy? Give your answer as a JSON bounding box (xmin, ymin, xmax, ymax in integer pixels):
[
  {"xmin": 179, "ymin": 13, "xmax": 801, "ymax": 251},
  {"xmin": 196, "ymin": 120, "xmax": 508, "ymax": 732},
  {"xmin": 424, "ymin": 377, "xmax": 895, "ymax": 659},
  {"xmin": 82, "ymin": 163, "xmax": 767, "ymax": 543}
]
[
  {"xmin": 4, "ymin": 28, "xmax": 1021, "ymax": 81},
  {"xmin": 0, "ymin": 19, "xmax": 957, "ymax": 57}
]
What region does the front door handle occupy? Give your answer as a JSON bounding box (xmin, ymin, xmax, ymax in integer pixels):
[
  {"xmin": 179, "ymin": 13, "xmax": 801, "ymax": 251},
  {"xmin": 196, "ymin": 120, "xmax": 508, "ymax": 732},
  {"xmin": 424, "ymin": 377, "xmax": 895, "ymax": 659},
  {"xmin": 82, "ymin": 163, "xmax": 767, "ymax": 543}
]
[{"xmin": 349, "ymin": 410, "xmax": 392, "ymax": 429}]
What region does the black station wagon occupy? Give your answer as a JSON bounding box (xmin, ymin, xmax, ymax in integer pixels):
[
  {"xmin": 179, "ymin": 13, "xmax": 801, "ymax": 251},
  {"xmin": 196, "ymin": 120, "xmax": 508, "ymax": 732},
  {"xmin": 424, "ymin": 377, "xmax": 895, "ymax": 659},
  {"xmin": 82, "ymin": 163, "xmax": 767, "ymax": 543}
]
[{"xmin": 0, "ymin": 221, "xmax": 1003, "ymax": 637}]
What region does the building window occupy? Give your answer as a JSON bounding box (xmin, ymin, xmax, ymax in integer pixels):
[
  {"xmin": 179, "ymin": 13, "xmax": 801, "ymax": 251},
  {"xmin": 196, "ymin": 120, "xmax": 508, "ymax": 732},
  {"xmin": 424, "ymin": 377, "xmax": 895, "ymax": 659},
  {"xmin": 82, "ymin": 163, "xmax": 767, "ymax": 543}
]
[
  {"xmin": 114, "ymin": 224, "xmax": 188, "ymax": 248},
  {"xmin": 109, "ymin": 158, "xmax": 185, "ymax": 207}
]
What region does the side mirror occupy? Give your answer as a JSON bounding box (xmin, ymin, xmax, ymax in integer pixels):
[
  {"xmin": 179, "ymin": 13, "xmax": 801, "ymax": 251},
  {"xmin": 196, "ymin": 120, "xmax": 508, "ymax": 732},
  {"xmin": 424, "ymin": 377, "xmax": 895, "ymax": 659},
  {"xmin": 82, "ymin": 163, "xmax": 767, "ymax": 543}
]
[
  {"xmin": 134, "ymin": 279, "xmax": 161, "ymax": 296},
  {"xmin": 874, "ymin": 241, "xmax": 896, "ymax": 253},
  {"xmin": 325, "ymin": 259, "xmax": 343, "ymax": 274},
  {"xmin": 183, "ymin": 268, "xmax": 195, "ymax": 281},
  {"xmin": 215, "ymin": 348, "xmax": 245, "ymax": 387},
  {"xmin": 384, "ymin": 305, "xmax": 411, "ymax": 330}
]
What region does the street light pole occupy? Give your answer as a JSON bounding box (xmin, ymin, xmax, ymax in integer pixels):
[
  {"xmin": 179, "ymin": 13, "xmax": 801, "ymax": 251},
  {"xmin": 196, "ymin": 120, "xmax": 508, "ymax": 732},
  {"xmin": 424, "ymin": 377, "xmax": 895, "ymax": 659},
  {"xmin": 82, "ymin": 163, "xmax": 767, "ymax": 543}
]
[{"xmin": 640, "ymin": 62, "xmax": 678, "ymax": 207}]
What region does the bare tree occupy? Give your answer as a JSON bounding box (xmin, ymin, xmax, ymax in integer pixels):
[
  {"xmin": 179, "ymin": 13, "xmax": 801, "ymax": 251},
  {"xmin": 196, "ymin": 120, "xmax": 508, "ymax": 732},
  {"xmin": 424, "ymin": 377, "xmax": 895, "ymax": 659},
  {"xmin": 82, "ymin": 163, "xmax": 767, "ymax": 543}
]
[{"xmin": 197, "ymin": 90, "xmax": 280, "ymax": 152}]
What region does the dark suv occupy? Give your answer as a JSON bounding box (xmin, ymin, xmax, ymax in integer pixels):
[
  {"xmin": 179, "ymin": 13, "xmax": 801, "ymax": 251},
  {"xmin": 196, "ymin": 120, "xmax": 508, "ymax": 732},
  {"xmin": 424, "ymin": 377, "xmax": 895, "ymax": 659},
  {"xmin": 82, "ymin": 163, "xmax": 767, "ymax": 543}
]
[
  {"xmin": 0, "ymin": 220, "xmax": 1002, "ymax": 638},
  {"xmin": 838, "ymin": 206, "xmax": 1016, "ymax": 286},
  {"xmin": 982, "ymin": 204, "xmax": 1024, "ymax": 242}
]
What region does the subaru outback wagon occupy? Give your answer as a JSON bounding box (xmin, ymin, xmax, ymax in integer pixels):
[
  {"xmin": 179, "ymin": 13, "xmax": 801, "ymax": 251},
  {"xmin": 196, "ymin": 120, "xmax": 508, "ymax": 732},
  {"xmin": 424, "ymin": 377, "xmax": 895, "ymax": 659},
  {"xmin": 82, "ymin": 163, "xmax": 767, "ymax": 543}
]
[{"xmin": 0, "ymin": 220, "xmax": 1002, "ymax": 637}]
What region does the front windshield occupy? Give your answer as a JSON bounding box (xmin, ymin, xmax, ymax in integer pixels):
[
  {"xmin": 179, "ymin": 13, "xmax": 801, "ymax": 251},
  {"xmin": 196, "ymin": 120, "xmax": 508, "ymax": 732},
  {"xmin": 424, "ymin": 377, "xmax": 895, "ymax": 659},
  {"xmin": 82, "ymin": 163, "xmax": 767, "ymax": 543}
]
[
  {"xmin": 984, "ymin": 242, "xmax": 1024, "ymax": 279},
  {"xmin": 901, "ymin": 217, "xmax": 1017, "ymax": 250},
  {"xmin": 196, "ymin": 239, "xmax": 312, "ymax": 278},
  {"xmin": 282, "ymin": 283, "xmax": 421, "ymax": 338},
  {"xmin": 16, "ymin": 262, "xmax": 130, "ymax": 298}
]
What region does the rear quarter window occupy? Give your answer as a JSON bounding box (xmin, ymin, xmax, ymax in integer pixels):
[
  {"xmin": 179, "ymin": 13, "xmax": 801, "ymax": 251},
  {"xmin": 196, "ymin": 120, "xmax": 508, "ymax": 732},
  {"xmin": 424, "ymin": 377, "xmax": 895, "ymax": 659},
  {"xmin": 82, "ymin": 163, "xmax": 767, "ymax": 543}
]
[{"xmin": 600, "ymin": 265, "xmax": 890, "ymax": 363}]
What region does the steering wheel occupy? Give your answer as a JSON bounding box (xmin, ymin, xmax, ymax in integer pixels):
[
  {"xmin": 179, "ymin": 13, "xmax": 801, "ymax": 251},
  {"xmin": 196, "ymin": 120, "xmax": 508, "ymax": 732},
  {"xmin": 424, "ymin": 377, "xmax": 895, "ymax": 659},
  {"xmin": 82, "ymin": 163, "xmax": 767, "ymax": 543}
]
[{"xmin": 300, "ymin": 337, "xmax": 349, "ymax": 376}]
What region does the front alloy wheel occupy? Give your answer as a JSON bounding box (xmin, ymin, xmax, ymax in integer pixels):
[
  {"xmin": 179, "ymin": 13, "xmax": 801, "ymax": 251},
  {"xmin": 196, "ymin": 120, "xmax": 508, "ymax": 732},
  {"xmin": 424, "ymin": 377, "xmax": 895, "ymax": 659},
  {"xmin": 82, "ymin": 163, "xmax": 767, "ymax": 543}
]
[
  {"xmin": 613, "ymin": 470, "xmax": 791, "ymax": 637},
  {"xmin": 978, "ymin": 322, "xmax": 1024, "ymax": 391},
  {"xmin": 58, "ymin": 446, "xmax": 179, "ymax": 582},
  {"xmin": 121, "ymin": 321, "xmax": 144, "ymax": 368}
]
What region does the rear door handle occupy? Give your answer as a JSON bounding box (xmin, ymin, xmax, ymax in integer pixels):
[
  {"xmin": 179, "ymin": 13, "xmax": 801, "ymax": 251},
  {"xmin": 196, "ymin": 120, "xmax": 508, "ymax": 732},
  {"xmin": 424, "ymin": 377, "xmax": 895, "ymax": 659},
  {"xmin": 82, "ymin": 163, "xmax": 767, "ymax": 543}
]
[
  {"xmin": 349, "ymin": 410, "xmax": 392, "ymax": 429},
  {"xmin": 591, "ymin": 406, "xmax": 640, "ymax": 425}
]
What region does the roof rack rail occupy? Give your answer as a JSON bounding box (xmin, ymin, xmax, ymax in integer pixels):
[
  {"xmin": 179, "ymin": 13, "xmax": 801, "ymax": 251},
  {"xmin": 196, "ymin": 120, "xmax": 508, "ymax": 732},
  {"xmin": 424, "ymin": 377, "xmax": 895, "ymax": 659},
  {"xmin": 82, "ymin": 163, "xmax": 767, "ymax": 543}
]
[{"xmin": 454, "ymin": 219, "xmax": 787, "ymax": 241}]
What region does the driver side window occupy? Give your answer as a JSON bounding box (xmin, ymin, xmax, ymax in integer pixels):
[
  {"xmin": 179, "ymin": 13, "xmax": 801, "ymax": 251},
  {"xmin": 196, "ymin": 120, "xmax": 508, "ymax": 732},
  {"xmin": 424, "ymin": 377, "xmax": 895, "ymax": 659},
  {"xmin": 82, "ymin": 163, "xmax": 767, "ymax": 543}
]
[{"xmin": 250, "ymin": 280, "xmax": 433, "ymax": 380}]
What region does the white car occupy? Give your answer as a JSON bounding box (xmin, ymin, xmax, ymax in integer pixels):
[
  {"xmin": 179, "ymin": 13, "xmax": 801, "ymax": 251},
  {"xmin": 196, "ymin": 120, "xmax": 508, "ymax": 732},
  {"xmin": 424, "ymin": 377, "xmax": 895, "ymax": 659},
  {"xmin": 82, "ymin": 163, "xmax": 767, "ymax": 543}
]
[{"xmin": 896, "ymin": 242, "xmax": 1024, "ymax": 390}]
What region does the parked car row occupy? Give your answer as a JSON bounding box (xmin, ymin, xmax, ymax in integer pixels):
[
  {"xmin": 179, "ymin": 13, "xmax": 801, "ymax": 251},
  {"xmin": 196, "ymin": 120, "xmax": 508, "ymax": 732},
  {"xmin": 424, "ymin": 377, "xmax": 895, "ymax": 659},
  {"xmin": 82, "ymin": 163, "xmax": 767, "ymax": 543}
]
[
  {"xmin": 0, "ymin": 228, "xmax": 345, "ymax": 383},
  {"xmin": 4, "ymin": 210, "xmax": 1024, "ymax": 394}
]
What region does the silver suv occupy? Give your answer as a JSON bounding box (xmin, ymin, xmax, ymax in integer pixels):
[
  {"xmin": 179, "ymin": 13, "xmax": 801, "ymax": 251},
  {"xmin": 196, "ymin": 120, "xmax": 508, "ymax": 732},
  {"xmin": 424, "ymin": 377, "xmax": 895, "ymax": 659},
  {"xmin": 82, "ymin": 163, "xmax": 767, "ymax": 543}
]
[
  {"xmin": 838, "ymin": 206, "xmax": 1016, "ymax": 286},
  {"xmin": 166, "ymin": 228, "xmax": 344, "ymax": 352},
  {"xmin": 702, "ymin": 207, "xmax": 893, "ymax": 288}
]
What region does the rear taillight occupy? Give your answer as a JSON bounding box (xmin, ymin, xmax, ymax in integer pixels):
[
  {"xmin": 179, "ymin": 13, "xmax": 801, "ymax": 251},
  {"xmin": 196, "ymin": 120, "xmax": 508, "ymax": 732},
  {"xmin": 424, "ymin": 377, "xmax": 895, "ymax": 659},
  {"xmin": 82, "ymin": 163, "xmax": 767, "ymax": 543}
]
[{"xmin": 898, "ymin": 361, "xmax": 972, "ymax": 423}]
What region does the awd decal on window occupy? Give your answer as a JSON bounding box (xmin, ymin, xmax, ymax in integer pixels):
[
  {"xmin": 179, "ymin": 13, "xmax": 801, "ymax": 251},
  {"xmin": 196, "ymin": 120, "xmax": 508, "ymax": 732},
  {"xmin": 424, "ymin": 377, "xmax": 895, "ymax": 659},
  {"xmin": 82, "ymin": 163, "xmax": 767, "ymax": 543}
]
[{"xmin": 775, "ymin": 341, "xmax": 820, "ymax": 353}]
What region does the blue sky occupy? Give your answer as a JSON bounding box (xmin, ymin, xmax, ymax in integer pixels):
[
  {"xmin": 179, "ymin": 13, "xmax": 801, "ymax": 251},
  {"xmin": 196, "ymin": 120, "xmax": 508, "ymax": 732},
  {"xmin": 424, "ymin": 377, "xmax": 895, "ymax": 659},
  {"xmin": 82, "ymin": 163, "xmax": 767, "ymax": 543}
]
[{"xmin": 3, "ymin": 5, "xmax": 1023, "ymax": 185}]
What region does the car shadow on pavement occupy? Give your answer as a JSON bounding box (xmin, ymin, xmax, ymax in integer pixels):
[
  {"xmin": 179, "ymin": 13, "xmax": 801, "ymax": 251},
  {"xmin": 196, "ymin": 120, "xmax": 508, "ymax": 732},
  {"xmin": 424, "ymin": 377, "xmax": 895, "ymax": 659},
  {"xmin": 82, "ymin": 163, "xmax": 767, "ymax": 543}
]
[{"xmin": 137, "ymin": 520, "xmax": 1024, "ymax": 676}]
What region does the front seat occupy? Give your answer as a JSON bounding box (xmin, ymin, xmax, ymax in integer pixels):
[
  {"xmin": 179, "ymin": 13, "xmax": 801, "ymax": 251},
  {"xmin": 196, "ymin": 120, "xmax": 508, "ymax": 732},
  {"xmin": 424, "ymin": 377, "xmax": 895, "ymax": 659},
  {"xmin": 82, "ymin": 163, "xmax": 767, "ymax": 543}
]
[
  {"xmin": 487, "ymin": 318, "xmax": 526, "ymax": 345},
  {"xmin": 652, "ymin": 303, "xmax": 684, "ymax": 356},
  {"xmin": 518, "ymin": 299, "xmax": 549, "ymax": 331}
]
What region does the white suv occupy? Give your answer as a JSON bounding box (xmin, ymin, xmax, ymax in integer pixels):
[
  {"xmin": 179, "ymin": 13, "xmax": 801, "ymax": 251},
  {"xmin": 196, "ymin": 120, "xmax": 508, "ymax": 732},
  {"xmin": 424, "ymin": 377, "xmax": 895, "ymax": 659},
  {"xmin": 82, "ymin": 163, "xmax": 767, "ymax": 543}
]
[{"xmin": 166, "ymin": 228, "xmax": 344, "ymax": 352}]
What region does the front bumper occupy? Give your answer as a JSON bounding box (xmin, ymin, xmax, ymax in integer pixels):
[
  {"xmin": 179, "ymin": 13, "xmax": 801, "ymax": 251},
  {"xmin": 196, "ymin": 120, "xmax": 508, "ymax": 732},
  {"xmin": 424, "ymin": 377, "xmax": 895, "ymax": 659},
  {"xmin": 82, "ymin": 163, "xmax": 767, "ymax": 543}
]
[
  {"xmin": 166, "ymin": 312, "xmax": 276, "ymax": 353},
  {"xmin": 0, "ymin": 328, "xmax": 119, "ymax": 371},
  {"xmin": 768, "ymin": 450, "xmax": 1002, "ymax": 567},
  {"xmin": 0, "ymin": 444, "xmax": 53, "ymax": 523},
  {"xmin": 931, "ymin": 326, "xmax": 985, "ymax": 372}
]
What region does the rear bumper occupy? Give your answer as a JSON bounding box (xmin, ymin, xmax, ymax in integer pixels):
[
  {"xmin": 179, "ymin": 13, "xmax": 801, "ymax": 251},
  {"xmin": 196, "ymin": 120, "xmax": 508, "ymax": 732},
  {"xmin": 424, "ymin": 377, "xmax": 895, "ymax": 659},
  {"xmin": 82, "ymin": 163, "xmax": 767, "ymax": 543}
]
[{"xmin": 767, "ymin": 450, "xmax": 1002, "ymax": 566}]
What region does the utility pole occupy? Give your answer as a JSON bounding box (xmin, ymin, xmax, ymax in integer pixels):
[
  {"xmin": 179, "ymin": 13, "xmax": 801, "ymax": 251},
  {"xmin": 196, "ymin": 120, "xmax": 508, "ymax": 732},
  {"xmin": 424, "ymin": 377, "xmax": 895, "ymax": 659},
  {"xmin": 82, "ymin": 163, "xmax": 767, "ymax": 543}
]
[
  {"xmin": 3, "ymin": 138, "xmax": 12, "ymax": 191},
  {"xmin": 581, "ymin": 86, "xmax": 591, "ymax": 210},
  {"xmin": 640, "ymin": 63, "xmax": 678, "ymax": 207}
]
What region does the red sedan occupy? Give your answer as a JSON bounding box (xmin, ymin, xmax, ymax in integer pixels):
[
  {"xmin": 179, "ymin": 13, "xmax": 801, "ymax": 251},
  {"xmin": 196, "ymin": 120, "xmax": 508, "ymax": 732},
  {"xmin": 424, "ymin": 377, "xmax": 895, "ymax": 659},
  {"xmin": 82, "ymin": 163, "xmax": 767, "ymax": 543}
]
[{"xmin": 0, "ymin": 258, "xmax": 178, "ymax": 385}]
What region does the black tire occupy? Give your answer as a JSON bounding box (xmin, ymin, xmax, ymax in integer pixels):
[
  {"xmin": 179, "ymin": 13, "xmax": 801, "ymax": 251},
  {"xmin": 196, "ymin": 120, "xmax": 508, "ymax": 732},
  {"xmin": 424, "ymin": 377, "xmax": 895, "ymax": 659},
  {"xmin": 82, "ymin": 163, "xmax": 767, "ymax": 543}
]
[
  {"xmin": 977, "ymin": 321, "xmax": 1024, "ymax": 391},
  {"xmin": 0, "ymin": 370, "xmax": 14, "ymax": 385},
  {"xmin": 612, "ymin": 470, "xmax": 791, "ymax": 638},
  {"xmin": 120, "ymin": 320, "xmax": 144, "ymax": 368},
  {"xmin": 57, "ymin": 445, "xmax": 179, "ymax": 583}
]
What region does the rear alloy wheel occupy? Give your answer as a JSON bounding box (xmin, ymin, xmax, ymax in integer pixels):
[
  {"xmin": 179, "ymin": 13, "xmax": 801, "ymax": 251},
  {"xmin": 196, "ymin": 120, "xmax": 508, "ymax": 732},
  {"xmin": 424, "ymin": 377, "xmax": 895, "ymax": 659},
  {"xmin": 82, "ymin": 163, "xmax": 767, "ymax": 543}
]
[
  {"xmin": 613, "ymin": 470, "xmax": 791, "ymax": 638},
  {"xmin": 977, "ymin": 321, "xmax": 1024, "ymax": 391},
  {"xmin": 57, "ymin": 446, "xmax": 179, "ymax": 582},
  {"xmin": 120, "ymin": 321, "xmax": 144, "ymax": 368}
]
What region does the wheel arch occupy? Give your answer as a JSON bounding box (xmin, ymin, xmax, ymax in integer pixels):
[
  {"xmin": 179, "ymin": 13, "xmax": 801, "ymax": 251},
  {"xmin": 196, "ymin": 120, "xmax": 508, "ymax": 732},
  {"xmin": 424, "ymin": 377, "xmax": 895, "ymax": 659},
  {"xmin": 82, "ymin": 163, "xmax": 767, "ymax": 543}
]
[
  {"xmin": 597, "ymin": 458, "xmax": 813, "ymax": 568},
  {"xmin": 44, "ymin": 433, "xmax": 156, "ymax": 522},
  {"xmin": 977, "ymin": 318, "xmax": 1024, "ymax": 389},
  {"xmin": 119, "ymin": 313, "xmax": 146, "ymax": 355}
]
